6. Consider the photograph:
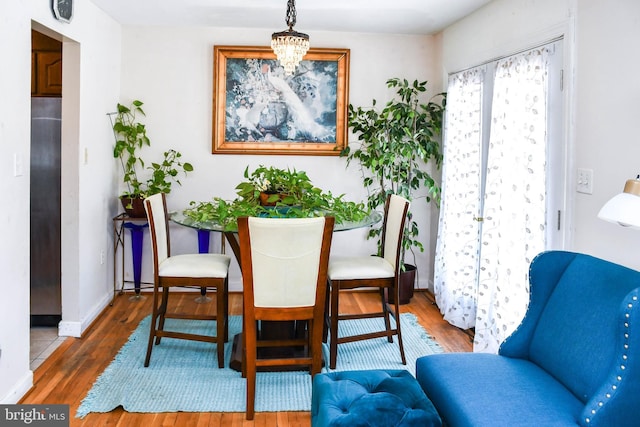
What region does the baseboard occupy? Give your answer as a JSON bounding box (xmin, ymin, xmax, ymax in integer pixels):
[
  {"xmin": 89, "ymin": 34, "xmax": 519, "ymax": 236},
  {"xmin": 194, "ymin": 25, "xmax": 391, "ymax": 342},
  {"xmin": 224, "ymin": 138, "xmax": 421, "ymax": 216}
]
[
  {"xmin": 58, "ymin": 321, "xmax": 81, "ymax": 338},
  {"xmin": 415, "ymin": 276, "xmax": 434, "ymax": 292},
  {"xmin": 1, "ymin": 370, "xmax": 33, "ymax": 404},
  {"xmin": 59, "ymin": 292, "xmax": 112, "ymax": 338}
]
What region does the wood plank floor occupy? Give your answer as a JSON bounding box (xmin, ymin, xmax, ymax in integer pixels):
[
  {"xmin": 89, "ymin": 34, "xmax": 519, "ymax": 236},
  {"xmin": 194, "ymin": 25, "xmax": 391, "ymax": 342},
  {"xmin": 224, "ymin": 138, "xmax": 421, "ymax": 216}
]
[{"xmin": 20, "ymin": 290, "xmax": 473, "ymax": 426}]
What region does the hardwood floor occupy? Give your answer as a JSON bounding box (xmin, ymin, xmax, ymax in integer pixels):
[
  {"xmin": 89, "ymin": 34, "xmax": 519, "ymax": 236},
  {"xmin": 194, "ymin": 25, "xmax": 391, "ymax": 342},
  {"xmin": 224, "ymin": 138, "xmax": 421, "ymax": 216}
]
[{"xmin": 20, "ymin": 290, "xmax": 473, "ymax": 426}]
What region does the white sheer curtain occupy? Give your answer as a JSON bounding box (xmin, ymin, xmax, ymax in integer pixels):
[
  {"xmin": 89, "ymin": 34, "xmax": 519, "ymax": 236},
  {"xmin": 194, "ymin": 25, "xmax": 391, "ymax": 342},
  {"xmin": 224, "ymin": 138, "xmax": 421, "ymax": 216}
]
[
  {"xmin": 434, "ymin": 68, "xmax": 484, "ymax": 329},
  {"xmin": 434, "ymin": 47, "xmax": 551, "ymax": 352},
  {"xmin": 474, "ymin": 47, "xmax": 550, "ymax": 353}
]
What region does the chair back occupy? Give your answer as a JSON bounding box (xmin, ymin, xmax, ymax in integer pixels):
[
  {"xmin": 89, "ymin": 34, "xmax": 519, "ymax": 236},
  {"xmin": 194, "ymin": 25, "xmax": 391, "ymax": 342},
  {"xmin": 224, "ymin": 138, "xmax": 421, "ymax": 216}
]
[
  {"xmin": 239, "ymin": 216, "xmax": 334, "ymax": 308},
  {"xmin": 144, "ymin": 193, "xmax": 170, "ymax": 274},
  {"xmin": 381, "ymin": 194, "xmax": 410, "ymax": 271}
]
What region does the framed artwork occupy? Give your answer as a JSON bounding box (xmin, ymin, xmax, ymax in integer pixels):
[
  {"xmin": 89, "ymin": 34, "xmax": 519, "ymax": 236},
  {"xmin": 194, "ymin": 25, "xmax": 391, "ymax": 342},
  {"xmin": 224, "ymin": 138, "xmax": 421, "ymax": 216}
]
[{"xmin": 212, "ymin": 45, "xmax": 350, "ymax": 156}]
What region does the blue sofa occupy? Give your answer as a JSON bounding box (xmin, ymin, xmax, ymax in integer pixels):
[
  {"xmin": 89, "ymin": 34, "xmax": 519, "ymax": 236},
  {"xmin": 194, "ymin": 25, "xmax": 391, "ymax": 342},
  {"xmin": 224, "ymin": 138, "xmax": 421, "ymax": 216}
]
[{"xmin": 416, "ymin": 250, "xmax": 640, "ymax": 426}]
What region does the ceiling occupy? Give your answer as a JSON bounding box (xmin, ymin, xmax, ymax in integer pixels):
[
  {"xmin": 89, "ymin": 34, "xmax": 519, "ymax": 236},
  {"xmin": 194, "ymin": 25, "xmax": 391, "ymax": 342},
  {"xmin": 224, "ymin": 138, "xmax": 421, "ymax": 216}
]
[{"xmin": 88, "ymin": 0, "xmax": 492, "ymax": 35}]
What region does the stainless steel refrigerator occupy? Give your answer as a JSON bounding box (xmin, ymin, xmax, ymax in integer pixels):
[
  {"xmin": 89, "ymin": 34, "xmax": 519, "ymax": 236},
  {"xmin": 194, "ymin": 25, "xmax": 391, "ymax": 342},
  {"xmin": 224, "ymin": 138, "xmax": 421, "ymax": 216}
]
[{"xmin": 30, "ymin": 97, "xmax": 62, "ymax": 326}]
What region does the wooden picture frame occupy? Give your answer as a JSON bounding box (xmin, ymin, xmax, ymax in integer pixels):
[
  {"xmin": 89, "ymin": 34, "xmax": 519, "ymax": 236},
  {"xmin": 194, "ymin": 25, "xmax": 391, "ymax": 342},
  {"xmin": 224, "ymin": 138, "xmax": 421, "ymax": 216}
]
[{"xmin": 212, "ymin": 45, "xmax": 350, "ymax": 156}]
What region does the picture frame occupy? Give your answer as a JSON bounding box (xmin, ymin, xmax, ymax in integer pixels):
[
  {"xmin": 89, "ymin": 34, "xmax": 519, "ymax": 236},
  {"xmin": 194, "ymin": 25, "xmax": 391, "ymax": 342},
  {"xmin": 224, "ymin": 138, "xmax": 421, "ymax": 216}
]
[{"xmin": 212, "ymin": 45, "xmax": 350, "ymax": 156}]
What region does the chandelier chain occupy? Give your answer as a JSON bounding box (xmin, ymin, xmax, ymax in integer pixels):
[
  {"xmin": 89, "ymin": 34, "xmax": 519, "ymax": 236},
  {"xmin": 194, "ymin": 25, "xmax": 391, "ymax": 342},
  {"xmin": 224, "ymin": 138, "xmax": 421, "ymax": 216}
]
[{"xmin": 285, "ymin": 0, "xmax": 297, "ymax": 29}]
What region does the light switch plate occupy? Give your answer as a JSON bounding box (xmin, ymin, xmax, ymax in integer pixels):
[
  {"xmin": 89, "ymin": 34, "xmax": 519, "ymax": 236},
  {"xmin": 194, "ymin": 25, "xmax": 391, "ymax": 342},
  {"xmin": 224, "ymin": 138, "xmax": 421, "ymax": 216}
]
[
  {"xmin": 577, "ymin": 168, "xmax": 593, "ymax": 194},
  {"xmin": 13, "ymin": 153, "xmax": 23, "ymax": 177}
]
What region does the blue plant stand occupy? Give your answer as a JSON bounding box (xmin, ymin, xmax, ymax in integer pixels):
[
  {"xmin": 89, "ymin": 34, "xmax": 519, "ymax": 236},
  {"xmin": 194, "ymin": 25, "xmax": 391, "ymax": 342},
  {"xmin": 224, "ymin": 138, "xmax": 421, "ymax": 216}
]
[{"xmin": 112, "ymin": 214, "xmax": 153, "ymax": 304}]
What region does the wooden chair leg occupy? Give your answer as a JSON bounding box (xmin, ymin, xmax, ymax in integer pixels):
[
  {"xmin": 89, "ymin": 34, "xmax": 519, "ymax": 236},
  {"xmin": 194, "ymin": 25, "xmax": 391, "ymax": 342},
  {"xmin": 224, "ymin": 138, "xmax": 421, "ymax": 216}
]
[
  {"xmin": 310, "ymin": 318, "xmax": 323, "ymax": 375},
  {"xmin": 144, "ymin": 322, "xmax": 156, "ymax": 367},
  {"xmin": 155, "ymin": 287, "xmax": 169, "ymax": 345},
  {"xmin": 382, "ymin": 288, "xmax": 393, "ymax": 343},
  {"xmin": 392, "ymin": 298, "xmax": 407, "ymax": 365},
  {"xmin": 329, "ymin": 281, "xmax": 340, "ymax": 369},
  {"xmin": 224, "ymin": 278, "xmax": 229, "ymax": 342},
  {"xmin": 216, "ymin": 284, "xmax": 225, "ymax": 368},
  {"xmin": 244, "ymin": 316, "xmax": 257, "ymax": 420},
  {"xmin": 245, "ymin": 363, "xmax": 256, "ymax": 420},
  {"xmin": 144, "ymin": 286, "xmax": 161, "ymax": 367},
  {"xmin": 322, "ymin": 283, "xmax": 330, "ymax": 343}
]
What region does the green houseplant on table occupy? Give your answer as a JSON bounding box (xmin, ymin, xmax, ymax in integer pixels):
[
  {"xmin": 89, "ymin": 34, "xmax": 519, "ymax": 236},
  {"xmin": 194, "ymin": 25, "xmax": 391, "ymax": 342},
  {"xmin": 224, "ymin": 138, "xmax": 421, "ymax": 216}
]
[
  {"xmin": 111, "ymin": 100, "xmax": 194, "ymax": 217},
  {"xmin": 184, "ymin": 165, "xmax": 371, "ymax": 231},
  {"xmin": 343, "ymin": 78, "xmax": 446, "ymax": 303},
  {"xmin": 235, "ymin": 165, "xmax": 317, "ymax": 206}
]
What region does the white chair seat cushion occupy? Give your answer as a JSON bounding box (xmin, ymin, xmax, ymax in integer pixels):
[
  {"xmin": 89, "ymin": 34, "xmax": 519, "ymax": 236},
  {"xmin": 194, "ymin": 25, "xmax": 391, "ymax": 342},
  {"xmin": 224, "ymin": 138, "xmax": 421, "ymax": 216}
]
[
  {"xmin": 158, "ymin": 253, "xmax": 231, "ymax": 278},
  {"xmin": 328, "ymin": 256, "xmax": 395, "ymax": 280}
]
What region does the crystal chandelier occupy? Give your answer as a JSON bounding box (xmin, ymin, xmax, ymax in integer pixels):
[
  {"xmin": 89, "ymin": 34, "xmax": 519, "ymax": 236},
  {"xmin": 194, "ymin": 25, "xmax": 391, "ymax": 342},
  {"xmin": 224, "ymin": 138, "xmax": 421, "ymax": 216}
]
[{"xmin": 271, "ymin": 0, "xmax": 309, "ymax": 76}]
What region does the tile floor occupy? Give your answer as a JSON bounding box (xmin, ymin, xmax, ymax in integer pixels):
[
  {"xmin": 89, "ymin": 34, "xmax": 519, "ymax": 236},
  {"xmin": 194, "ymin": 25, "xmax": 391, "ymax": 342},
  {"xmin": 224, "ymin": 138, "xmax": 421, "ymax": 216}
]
[{"xmin": 30, "ymin": 327, "xmax": 67, "ymax": 371}]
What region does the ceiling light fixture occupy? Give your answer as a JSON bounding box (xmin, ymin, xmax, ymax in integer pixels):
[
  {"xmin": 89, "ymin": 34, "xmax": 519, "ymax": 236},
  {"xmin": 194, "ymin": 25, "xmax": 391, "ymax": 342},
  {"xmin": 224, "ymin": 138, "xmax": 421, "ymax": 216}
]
[{"xmin": 271, "ymin": 0, "xmax": 309, "ymax": 76}]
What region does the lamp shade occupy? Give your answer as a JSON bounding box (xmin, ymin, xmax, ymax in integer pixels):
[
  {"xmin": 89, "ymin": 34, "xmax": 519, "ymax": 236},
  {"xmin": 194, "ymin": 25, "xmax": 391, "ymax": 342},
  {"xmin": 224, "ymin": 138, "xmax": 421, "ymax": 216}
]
[{"xmin": 598, "ymin": 178, "xmax": 640, "ymax": 229}]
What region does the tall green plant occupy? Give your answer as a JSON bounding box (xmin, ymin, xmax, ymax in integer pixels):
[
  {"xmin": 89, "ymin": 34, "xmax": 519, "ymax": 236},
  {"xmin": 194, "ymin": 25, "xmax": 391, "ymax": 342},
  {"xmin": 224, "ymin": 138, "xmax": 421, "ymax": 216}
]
[
  {"xmin": 342, "ymin": 78, "xmax": 445, "ymax": 262},
  {"xmin": 111, "ymin": 100, "xmax": 193, "ymax": 199}
]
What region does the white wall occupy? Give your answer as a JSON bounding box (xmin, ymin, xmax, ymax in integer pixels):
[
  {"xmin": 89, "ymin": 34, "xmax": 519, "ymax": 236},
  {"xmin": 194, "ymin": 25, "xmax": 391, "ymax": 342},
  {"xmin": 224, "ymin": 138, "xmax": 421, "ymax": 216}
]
[
  {"xmin": 440, "ymin": 0, "xmax": 640, "ymax": 270},
  {"xmin": 0, "ymin": 1, "xmax": 121, "ymax": 403},
  {"xmin": 441, "ymin": 0, "xmax": 573, "ymax": 73},
  {"xmin": 572, "ymin": 0, "xmax": 640, "ymax": 268},
  {"xmin": 0, "ymin": 2, "xmax": 32, "ymax": 405},
  {"xmin": 118, "ymin": 27, "xmax": 441, "ymax": 292}
]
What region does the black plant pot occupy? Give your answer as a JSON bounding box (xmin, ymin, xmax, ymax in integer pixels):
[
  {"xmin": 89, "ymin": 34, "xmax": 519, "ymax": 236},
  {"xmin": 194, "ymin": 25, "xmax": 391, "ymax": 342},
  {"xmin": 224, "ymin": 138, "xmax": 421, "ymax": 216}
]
[{"xmin": 389, "ymin": 263, "xmax": 416, "ymax": 305}]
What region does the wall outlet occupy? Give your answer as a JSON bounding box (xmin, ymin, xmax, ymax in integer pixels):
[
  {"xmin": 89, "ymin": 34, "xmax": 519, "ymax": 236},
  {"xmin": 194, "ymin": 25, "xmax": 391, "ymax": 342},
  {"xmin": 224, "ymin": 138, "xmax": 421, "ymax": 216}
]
[
  {"xmin": 100, "ymin": 250, "xmax": 105, "ymax": 265},
  {"xmin": 577, "ymin": 168, "xmax": 593, "ymax": 194}
]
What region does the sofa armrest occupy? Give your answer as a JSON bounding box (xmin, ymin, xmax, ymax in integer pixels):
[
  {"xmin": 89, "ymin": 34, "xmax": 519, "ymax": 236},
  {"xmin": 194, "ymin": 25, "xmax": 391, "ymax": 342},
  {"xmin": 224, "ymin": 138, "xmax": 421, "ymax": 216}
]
[
  {"xmin": 579, "ymin": 288, "xmax": 640, "ymax": 426},
  {"xmin": 499, "ymin": 250, "xmax": 577, "ymax": 358}
]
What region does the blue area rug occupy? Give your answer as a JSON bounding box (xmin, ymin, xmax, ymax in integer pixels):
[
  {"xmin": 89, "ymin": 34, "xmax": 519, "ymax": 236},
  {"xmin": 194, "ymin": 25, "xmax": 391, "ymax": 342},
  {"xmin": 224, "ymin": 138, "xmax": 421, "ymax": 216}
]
[{"xmin": 77, "ymin": 313, "xmax": 442, "ymax": 417}]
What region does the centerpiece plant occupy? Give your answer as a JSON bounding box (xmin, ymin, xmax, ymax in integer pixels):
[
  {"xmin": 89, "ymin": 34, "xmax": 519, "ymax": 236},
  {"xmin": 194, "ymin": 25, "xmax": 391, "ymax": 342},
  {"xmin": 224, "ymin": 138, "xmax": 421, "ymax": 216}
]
[
  {"xmin": 235, "ymin": 165, "xmax": 316, "ymax": 206},
  {"xmin": 343, "ymin": 78, "xmax": 445, "ymax": 301},
  {"xmin": 184, "ymin": 165, "xmax": 370, "ymax": 231},
  {"xmin": 111, "ymin": 100, "xmax": 194, "ymax": 217}
]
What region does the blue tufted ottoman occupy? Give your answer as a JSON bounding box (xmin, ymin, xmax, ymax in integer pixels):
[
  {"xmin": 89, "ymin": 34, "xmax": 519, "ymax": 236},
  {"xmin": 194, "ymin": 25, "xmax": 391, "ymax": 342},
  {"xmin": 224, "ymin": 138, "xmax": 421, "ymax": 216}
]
[{"xmin": 311, "ymin": 370, "xmax": 442, "ymax": 427}]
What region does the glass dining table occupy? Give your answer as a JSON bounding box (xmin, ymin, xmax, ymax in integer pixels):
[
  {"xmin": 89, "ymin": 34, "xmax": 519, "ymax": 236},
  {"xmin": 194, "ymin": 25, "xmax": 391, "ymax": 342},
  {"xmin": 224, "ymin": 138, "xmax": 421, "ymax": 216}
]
[
  {"xmin": 169, "ymin": 209, "xmax": 383, "ymax": 372},
  {"xmin": 170, "ymin": 209, "xmax": 382, "ymax": 263}
]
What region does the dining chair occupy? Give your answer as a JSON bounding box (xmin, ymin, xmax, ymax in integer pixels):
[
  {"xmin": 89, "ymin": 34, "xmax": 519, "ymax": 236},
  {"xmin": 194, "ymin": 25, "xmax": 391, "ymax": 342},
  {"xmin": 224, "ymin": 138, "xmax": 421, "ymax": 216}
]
[
  {"xmin": 143, "ymin": 193, "xmax": 231, "ymax": 368},
  {"xmin": 237, "ymin": 215, "xmax": 335, "ymax": 420},
  {"xmin": 326, "ymin": 194, "xmax": 409, "ymax": 369}
]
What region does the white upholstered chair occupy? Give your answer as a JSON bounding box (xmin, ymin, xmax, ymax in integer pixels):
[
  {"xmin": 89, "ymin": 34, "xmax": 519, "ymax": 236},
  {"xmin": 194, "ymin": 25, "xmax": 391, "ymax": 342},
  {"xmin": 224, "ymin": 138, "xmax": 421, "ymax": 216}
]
[
  {"xmin": 326, "ymin": 194, "xmax": 409, "ymax": 369},
  {"xmin": 143, "ymin": 193, "xmax": 231, "ymax": 368},
  {"xmin": 237, "ymin": 216, "xmax": 334, "ymax": 420}
]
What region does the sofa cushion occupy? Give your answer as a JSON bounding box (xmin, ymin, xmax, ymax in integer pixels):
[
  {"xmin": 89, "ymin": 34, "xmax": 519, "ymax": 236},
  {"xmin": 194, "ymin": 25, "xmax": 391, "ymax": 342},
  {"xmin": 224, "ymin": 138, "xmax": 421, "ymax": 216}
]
[
  {"xmin": 311, "ymin": 369, "xmax": 441, "ymax": 427},
  {"xmin": 416, "ymin": 353, "xmax": 583, "ymax": 427}
]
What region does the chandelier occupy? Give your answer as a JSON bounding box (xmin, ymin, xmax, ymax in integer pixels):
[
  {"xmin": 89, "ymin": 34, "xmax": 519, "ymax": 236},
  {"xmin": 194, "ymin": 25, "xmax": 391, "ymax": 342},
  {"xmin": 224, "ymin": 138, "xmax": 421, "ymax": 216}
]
[{"xmin": 271, "ymin": 0, "xmax": 309, "ymax": 76}]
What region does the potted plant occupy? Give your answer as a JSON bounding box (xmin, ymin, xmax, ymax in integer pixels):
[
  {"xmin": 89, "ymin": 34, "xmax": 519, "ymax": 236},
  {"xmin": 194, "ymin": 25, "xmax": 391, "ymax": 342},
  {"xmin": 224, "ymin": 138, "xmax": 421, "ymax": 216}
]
[
  {"xmin": 111, "ymin": 100, "xmax": 194, "ymax": 217},
  {"xmin": 234, "ymin": 165, "xmax": 317, "ymax": 206},
  {"xmin": 184, "ymin": 165, "xmax": 370, "ymax": 231},
  {"xmin": 343, "ymin": 78, "xmax": 446, "ymax": 303}
]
